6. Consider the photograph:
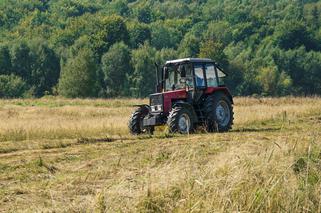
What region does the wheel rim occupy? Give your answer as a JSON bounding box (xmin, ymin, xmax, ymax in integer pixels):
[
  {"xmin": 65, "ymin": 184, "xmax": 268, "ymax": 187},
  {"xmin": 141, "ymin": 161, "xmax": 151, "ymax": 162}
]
[
  {"xmin": 215, "ymin": 100, "xmax": 231, "ymax": 126},
  {"xmin": 178, "ymin": 113, "xmax": 191, "ymax": 133}
]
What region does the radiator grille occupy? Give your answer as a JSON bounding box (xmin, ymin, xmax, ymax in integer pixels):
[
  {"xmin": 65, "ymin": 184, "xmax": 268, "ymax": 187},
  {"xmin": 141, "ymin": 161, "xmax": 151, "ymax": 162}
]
[{"xmin": 150, "ymin": 94, "xmax": 163, "ymax": 107}]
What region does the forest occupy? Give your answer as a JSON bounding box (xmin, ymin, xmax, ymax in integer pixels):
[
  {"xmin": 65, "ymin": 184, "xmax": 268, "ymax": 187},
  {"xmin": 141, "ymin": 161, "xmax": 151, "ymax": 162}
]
[{"xmin": 0, "ymin": 0, "xmax": 321, "ymax": 98}]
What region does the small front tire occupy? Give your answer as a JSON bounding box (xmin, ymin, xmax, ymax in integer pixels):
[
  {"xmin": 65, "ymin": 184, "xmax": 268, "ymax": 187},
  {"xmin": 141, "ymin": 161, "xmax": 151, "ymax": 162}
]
[{"xmin": 128, "ymin": 106, "xmax": 152, "ymax": 135}]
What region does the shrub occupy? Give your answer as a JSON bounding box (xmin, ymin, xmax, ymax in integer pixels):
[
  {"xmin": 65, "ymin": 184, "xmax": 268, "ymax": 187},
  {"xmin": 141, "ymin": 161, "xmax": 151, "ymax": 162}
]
[{"xmin": 0, "ymin": 74, "xmax": 27, "ymax": 98}]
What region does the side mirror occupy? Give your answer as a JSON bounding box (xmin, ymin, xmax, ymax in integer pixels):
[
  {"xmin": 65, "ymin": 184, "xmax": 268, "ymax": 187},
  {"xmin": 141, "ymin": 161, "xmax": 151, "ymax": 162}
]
[
  {"xmin": 164, "ymin": 67, "xmax": 169, "ymax": 79},
  {"xmin": 179, "ymin": 66, "xmax": 186, "ymax": 78}
]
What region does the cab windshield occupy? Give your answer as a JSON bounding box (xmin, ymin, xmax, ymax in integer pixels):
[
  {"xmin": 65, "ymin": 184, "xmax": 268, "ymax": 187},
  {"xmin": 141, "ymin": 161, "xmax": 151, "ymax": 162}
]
[
  {"xmin": 165, "ymin": 66, "xmax": 183, "ymax": 91},
  {"xmin": 165, "ymin": 64, "xmax": 193, "ymax": 91}
]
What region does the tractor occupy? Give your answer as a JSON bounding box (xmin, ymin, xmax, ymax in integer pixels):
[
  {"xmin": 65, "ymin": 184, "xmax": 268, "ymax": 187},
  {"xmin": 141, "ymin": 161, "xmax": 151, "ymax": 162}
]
[{"xmin": 128, "ymin": 58, "xmax": 234, "ymax": 135}]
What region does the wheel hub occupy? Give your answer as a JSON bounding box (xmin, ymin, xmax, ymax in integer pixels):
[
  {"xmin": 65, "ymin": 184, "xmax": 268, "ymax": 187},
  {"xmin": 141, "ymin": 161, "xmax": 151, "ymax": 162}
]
[
  {"xmin": 178, "ymin": 113, "xmax": 191, "ymax": 133},
  {"xmin": 215, "ymin": 100, "xmax": 230, "ymax": 126}
]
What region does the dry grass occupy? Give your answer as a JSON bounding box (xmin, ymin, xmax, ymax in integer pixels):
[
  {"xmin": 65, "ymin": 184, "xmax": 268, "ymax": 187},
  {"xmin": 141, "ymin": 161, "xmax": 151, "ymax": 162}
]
[{"xmin": 0, "ymin": 97, "xmax": 320, "ymax": 212}]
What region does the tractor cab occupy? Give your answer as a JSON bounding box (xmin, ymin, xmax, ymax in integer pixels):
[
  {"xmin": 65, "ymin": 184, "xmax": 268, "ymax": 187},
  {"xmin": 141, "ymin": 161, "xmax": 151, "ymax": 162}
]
[
  {"xmin": 160, "ymin": 58, "xmax": 228, "ymax": 104},
  {"xmin": 129, "ymin": 58, "xmax": 234, "ymax": 135},
  {"xmin": 162, "ymin": 58, "xmax": 227, "ymax": 93}
]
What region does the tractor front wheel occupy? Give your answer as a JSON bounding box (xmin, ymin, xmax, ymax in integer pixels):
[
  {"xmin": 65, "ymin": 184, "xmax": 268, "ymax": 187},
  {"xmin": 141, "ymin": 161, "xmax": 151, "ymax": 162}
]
[
  {"xmin": 129, "ymin": 106, "xmax": 154, "ymax": 135},
  {"xmin": 167, "ymin": 106, "xmax": 194, "ymax": 134}
]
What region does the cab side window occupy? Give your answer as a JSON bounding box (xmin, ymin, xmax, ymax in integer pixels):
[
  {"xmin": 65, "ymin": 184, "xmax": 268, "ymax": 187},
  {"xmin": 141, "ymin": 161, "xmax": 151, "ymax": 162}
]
[
  {"xmin": 217, "ymin": 68, "xmax": 226, "ymax": 86},
  {"xmin": 194, "ymin": 64, "xmax": 205, "ymax": 87},
  {"xmin": 184, "ymin": 64, "xmax": 194, "ymax": 88},
  {"xmin": 205, "ymin": 64, "xmax": 218, "ymax": 87}
]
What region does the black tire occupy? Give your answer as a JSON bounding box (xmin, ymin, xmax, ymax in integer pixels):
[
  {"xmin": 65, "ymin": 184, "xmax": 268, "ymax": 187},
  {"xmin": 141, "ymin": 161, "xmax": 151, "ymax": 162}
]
[
  {"xmin": 128, "ymin": 106, "xmax": 154, "ymax": 135},
  {"xmin": 167, "ymin": 106, "xmax": 194, "ymax": 134},
  {"xmin": 204, "ymin": 93, "xmax": 234, "ymax": 132}
]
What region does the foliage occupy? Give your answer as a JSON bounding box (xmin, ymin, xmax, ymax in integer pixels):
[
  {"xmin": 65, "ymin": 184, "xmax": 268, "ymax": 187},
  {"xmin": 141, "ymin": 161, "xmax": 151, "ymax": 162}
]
[
  {"xmin": 0, "ymin": 0, "xmax": 321, "ymax": 97},
  {"xmin": 131, "ymin": 43, "xmax": 156, "ymax": 98},
  {"xmin": 58, "ymin": 49, "xmax": 98, "ymax": 98},
  {"xmin": 0, "ymin": 74, "xmax": 26, "ymax": 98},
  {"xmin": 257, "ymin": 67, "xmax": 292, "ymax": 96},
  {"xmin": 0, "ymin": 45, "xmax": 12, "ymax": 75},
  {"xmin": 199, "ymin": 40, "xmax": 228, "ymax": 69},
  {"xmin": 29, "ymin": 41, "xmax": 60, "ymax": 97},
  {"xmin": 91, "ymin": 15, "xmax": 129, "ymax": 57},
  {"xmin": 101, "ymin": 42, "xmax": 131, "ymax": 97},
  {"xmin": 127, "ymin": 21, "xmax": 151, "ymax": 49}
]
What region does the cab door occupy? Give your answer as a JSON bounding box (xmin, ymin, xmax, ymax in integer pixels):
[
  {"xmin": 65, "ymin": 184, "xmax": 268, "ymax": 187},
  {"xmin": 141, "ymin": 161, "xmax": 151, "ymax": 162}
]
[{"xmin": 192, "ymin": 63, "xmax": 206, "ymax": 103}]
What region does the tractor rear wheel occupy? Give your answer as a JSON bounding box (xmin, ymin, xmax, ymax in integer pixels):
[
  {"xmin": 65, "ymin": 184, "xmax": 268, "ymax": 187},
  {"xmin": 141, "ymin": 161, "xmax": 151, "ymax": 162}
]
[
  {"xmin": 204, "ymin": 93, "xmax": 234, "ymax": 132},
  {"xmin": 167, "ymin": 106, "xmax": 194, "ymax": 134},
  {"xmin": 129, "ymin": 106, "xmax": 154, "ymax": 135}
]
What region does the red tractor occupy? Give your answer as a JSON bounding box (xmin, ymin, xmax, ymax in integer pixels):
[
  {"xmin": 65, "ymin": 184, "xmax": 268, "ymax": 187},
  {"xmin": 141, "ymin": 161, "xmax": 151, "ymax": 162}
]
[{"xmin": 129, "ymin": 58, "xmax": 234, "ymax": 134}]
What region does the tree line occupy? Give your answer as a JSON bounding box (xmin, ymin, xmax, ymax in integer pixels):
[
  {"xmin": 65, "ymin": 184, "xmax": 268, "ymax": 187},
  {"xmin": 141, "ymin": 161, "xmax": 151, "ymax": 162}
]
[{"xmin": 0, "ymin": 0, "xmax": 321, "ymax": 98}]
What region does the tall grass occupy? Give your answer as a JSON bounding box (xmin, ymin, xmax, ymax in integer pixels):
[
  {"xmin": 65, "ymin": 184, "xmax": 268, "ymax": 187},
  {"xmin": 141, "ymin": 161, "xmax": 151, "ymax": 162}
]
[
  {"xmin": 0, "ymin": 97, "xmax": 320, "ymax": 212},
  {"xmin": 0, "ymin": 97, "xmax": 319, "ymax": 142}
]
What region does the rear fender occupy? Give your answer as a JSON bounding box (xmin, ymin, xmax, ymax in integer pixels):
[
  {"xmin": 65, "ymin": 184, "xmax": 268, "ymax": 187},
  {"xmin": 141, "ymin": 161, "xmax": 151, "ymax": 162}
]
[
  {"xmin": 173, "ymin": 102, "xmax": 198, "ymax": 123},
  {"xmin": 205, "ymin": 87, "xmax": 233, "ymax": 104},
  {"xmin": 219, "ymin": 90, "xmax": 233, "ymax": 104}
]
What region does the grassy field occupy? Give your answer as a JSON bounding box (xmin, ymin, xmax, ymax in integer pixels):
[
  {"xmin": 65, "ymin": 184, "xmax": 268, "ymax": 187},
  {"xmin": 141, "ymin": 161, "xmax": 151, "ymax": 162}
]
[{"xmin": 0, "ymin": 97, "xmax": 320, "ymax": 212}]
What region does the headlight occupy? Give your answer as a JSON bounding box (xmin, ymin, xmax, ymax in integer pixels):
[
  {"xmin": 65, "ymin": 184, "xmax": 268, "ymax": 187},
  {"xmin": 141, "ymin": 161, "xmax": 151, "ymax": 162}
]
[{"xmin": 151, "ymin": 105, "xmax": 162, "ymax": 112}]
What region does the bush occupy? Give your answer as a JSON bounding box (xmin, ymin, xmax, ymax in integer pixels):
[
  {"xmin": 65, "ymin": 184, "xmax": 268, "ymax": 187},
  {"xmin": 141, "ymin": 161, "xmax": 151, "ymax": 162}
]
[{"xmin": 0, "ymin": 74, "xmax": 27, "ymax": 98}]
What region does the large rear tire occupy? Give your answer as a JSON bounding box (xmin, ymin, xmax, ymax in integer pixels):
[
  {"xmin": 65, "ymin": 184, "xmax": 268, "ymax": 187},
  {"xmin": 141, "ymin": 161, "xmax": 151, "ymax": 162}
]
[
  {"xmin": 167, "ymin": 106, "xmax": 194, "ymax": 134},
  {"xmin": 204, "ymin": 93, "xmax": 234, "ymax": 132},
  {"xmin": 129, "ymin": 106, "xmax": 154, "ymax": 135}
]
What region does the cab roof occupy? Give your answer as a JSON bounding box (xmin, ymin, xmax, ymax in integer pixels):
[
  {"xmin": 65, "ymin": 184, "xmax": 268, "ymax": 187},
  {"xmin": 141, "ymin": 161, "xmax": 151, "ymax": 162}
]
[{"xmin": 165, "ymin": 58, "xmax": 214, "ymax": 65}]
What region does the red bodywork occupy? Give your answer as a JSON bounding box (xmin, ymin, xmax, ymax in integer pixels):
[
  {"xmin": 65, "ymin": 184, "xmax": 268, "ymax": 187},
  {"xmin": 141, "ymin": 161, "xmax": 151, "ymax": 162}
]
[
  {"xmin": 162, "ymin": 87, "xmax": 232, "ymax": 114},
  {"xmin": 204, "ymin": 87, "xmax": 233, "ymax": 97},
  {"xmin": 163, "ymin": 89, "xmax": 187, "ymax": 113}
]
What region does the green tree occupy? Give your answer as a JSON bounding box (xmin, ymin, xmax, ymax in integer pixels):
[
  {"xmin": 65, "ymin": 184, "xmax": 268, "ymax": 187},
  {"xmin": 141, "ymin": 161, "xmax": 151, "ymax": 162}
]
[
  {"xmin": 178, "ymin": 33, "xmax": 200, "ymax": 58},
  {"xmin": 225, "ymin": 61, "xmax": 244, "ymax": 95},
  {"xmin": 1, "ymin": 0, "xmax": 321, "ymax": 98},
  {"xmin": 108, "ymin": 0, "xmax": 130, "ymax": 16},
  {"xmin": 150, "ymin": 23, "xmax": 180, "ymax": 50},
  {"xmin": 159, "ymin": 1, "xmax": 190, "ymax": 19},
  {"xmin": 273, "ymin": 47, "xmax": 321, "ymax": 95},
  {"xmin": 155, "ymin": 48, "xmax": 177, "ymax": 66},
  {"xmin": 135, "ymin": 6, "xmax": 152, "ymax": 24},
  {"xmin": 58, "ymin": 49, "xmax": 98, "ymax": 98},
  {"xmin": 0, "ymin": 45, "xmax": 11, "ymax": 75},
  {"xmin": 199, "ymin": 40, "xmax": 229, "ymax": 69},
  {"xmin": 10, "ymin": 42, "xmax": 34, "ymax": 82},
  {"xmin": 91, "ymin": 15, "xmax": 129, "ymax": 56},
  {"xmin": 203, "ymin": 21, "xmax": 233, "ymax": 46},
  {"xmin": 299, "ymin": 50, "xmax": 321, "ymax": 95},
  {"xmin": 232, "ymin": 22, "xmax": 255, "ymax": 43},
  {"xmin": 0, "ymin": 74, "xmax": 27, "ymax": 98},
  {"xmin": 127, "ymin": 22, "xmax": 151, "ymax": 49},
  {"xmin": 29, "ymin": 42, "xmax": 60, "ymax": 97},
  {"xmin": 101, "ymin": 42, "xmax": 131, "ymax": 97},
  {"xmin": 130, "ymin": 43, "xmax": 156, "ymax": 97},
  {"xmin": 274, "ymin": 21, "xmax": 317, "ymax": 51},
  {"xmin": 257, "ymin": 67, "xmax": 292, "ymax": 96}
]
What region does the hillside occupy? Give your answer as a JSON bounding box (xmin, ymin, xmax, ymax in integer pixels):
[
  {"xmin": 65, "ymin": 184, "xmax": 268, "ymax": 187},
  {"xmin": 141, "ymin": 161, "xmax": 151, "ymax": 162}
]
[
  {"xmin": 1, "ymin": 0, "xmax": 321, "ymax": 98},
  {"xmin": 0, "ymin": 97, "xmax": 320, "ymax": 212}
]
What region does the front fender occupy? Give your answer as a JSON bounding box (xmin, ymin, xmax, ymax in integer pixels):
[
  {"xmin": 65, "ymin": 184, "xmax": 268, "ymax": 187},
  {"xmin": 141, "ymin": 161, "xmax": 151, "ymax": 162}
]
[
  {"xmin": 172, "ymin": 102, "xmax": 198, "ymax": 123},
  {"xmin": 132, "ymin": 105, "xmax": 151, "ymax": 114},
  {"xmin": 133, "ymin": 104, "xmax": 150, "ymax": 108}
]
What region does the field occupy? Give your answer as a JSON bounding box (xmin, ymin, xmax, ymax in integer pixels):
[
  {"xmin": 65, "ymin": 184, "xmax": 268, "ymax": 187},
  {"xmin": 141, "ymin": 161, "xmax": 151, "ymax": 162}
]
[{"xmin": 0, "ymin": 97, "xmax": 320, "ymax": 212}]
